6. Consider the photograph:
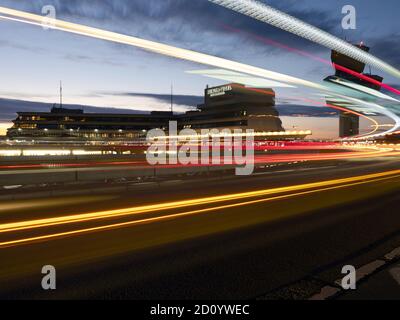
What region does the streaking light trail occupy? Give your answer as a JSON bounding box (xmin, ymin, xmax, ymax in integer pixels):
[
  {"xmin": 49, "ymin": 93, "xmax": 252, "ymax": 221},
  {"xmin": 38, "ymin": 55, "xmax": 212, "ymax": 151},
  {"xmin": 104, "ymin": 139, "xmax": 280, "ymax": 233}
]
[
  {"xmin": 0, "ymin": 169, "xmax": 399, "ymax": 248},
  {"xmin": 333, "ymin": 64, "xmax": 400, "ymax": 97},
  {"xmin": 224, "ymin": 25, "xmax": 400, "ymax": 98},
  {"xmin": 0, "ymin": 147, "xmax": 394, "ymax": 173},
  {"xmin": 0, "ymin": 6, "xmax": 322, "ymax": 90},
  {"xmin": 209, "ymin": 0, "xmax": 400, "ymax": 79},
  {"xmin": 189, "ymin": 68, "xmax": 396, "ymax": 137}
]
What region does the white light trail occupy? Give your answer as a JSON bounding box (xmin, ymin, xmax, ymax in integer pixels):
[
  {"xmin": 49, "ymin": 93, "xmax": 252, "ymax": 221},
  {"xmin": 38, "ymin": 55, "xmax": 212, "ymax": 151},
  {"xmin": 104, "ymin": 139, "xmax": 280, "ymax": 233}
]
[
  {"xmin": 187, "ymin": 69, "xmax": 295, "ymax": 88},
  {"xmin": 328, "ymin": 78, "xmax": 399, "ymax": 103},
  {"xmin": 327, "ymin": 92, "xmax": 400, "ymax": 139},
  {"xmin": 208, "ymin": 0, "xmax": 400, "ymax": 79},
  {"xmin": 0, "ymin": 6, "xmax": 323, "ymax": 90}
]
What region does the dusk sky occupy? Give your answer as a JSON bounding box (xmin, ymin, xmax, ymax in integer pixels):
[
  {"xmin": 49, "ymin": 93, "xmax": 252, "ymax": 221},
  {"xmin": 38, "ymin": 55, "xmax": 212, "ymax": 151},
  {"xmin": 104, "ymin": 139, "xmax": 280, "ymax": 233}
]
[{"xmin": 0, "ymin": 0, "xmax": 399, "ymax": 138}]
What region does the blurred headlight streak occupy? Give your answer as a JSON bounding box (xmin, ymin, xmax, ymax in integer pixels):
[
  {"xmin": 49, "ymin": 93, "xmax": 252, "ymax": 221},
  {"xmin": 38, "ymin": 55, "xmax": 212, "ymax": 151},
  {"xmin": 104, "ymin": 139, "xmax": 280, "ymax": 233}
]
[
  {"xmin": 328, "ymin": 78, "xmax": 399, "ymax": 103},
  {"xmin": 327, "ymin": 93, "xmax": 400, "ymax": 138},
  {"xmin": 208, "ymin": 0, "xmax": 400, "ymax": 79},
  {"xmin": 187, "ymin": 69, "xmax": 296, "ymax": 88},
  {"xmin": 0, "ymin": 6, "xmax": 323, "ymax": 90},
  {"xmin": 0, "ymin": 166, "xmax": 397, "ymax": 234},
  {"xmin": 0, "ymin": 169, "xmax": 400, "ymax": 247}
]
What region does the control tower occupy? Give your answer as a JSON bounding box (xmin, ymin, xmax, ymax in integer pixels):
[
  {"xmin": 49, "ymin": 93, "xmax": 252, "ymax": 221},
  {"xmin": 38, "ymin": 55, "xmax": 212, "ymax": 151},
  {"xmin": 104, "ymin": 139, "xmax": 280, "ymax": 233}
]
[{"xmin": 325, "ymin": 43, "xmax": 384, "ymax": 137}]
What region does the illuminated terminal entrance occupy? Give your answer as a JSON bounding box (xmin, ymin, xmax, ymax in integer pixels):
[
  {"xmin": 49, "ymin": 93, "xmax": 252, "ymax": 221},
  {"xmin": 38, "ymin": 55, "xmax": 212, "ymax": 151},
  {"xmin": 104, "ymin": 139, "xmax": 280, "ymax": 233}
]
[{"xmin": 177, "ymin": 83, "xmax": 285, "ymax": 132}]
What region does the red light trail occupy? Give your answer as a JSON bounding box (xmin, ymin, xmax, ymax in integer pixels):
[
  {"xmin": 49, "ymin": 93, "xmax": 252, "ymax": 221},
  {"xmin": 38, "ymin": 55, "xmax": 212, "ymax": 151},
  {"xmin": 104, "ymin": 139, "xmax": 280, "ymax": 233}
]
[{"xmin": 224, "ymin": 25, "xmax": 400, "ymax": 96}]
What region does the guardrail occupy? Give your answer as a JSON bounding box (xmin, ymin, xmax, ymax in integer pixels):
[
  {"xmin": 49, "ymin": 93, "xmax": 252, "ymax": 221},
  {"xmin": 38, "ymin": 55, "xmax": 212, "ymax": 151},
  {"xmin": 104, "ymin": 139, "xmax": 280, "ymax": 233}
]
[{"xmin": 0, "ymin": 164, "xmax": 238, "ymax": 187}]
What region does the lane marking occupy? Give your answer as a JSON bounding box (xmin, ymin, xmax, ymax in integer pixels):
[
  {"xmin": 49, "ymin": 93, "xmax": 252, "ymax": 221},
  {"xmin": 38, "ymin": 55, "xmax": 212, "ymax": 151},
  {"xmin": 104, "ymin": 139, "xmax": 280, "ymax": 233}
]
[
  {"xmin": 385, "ymin": 247, "xmax": 400, "ymax": 261},
  {"xmin": 309, "ymin": 245, "xmax": 400, "ymax": 300},
  {"xmin": 334, "ymin": 260, "xmax": 385, "ymax": 286},
  {"xmin": 309, "ymin": 286, "xmax": 341, "ymax": 300},
  {"xmin": 389, "ymin": 264, "xmax": 400, "ymax": 286}
]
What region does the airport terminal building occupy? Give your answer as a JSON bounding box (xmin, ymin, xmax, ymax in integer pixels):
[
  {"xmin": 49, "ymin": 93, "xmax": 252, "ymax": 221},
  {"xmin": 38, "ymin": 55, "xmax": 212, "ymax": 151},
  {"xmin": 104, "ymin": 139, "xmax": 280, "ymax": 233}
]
[{"xmin": 7, "ymin": 83, "xmax": 309, "ymax": 141}]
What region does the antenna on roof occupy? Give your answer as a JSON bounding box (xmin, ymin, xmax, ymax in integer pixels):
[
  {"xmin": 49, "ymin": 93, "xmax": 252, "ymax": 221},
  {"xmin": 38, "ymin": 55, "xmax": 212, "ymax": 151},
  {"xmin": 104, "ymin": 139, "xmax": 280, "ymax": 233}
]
[{"xmin": 59, "ymin": 81, "xmax": 63, "ymax": 108}]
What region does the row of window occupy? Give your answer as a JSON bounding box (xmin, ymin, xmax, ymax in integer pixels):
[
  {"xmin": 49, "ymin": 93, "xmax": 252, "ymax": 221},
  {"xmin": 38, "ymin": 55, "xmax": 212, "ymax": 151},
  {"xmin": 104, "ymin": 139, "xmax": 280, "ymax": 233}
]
[
  {"xmin": 18, "ymin": 116, "xmax": 172, "ymax": 123},
  {"xmin": 17, "ymin": 110, "xmax": 252, "ymax": 124},
  {"xmin": 8, "ymin": 130, "xmax": 143, "ymax": 139}
]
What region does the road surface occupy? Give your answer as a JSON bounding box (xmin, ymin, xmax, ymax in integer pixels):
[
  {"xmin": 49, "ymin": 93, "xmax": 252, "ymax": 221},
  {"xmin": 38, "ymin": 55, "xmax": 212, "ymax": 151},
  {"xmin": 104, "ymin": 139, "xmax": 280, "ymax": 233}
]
[{"xmin": 0, "ymin": 154, "xmax": 399, "ymax": 299}]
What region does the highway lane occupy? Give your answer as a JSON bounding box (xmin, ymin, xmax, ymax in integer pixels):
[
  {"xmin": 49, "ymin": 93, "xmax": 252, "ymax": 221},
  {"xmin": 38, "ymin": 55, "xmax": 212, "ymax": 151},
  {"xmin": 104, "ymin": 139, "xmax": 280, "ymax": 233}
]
[
  {"xmin": 0, "ymin": 148, "xmax": 397, "ymax": 189},
  {"xmin": 0, "ymin": 156, "xmax": 399, "ymax": 299},
  {"xmin": 0, "ymin": 155, "xmax": 398, "ymax": 223},
  {"xmin": 0, "ymin": 145, "xmax": 396, "ymax": 173},
  {"xmin": 1, "ymin": 168, "xmax": 400, "ymax": 248}
]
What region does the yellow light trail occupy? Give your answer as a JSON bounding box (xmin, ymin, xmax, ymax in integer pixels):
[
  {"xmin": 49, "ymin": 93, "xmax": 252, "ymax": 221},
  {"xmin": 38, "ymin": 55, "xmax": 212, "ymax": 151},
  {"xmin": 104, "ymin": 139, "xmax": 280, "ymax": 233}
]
[
  {"xmin": 0, "ymin": 171, "xmax": 399, "ymax": 248},
  {"xmin": 0, "ymin": 6, "xmax": 323, "ymax": 90},
  {"xmin": 0, "ymin": 169, "xmax": 399, "ymax": 235}
]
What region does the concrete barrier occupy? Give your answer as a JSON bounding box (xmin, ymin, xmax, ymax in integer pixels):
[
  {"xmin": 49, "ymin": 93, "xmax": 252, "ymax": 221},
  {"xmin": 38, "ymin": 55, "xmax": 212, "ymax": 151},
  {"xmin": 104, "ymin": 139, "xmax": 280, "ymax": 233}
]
[
  {"xmin": 0, "ymin": 164, "xmax": 240, "ymax": 187},
  {"xmin": 76, "ymin": 167, "xmax": 155, "ymax": 182},
  {"xmin": 155, "ymin": 166, "xmax": 209, "ymax": 176},
  {"xmin": 0, "ymin": 171, "xmax": 76, "ymax": 186}
]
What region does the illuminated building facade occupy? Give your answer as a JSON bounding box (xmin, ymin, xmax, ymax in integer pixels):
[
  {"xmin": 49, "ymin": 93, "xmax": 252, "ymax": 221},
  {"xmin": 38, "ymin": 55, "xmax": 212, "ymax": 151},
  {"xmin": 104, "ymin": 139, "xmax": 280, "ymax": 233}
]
[
  {"xmin": 8, "ymin": 108, "xmax": 173, "ymax": 140},
  {"xmin": 7, "ymin": 83, "xmax": 309, "ymax": 141},
  {"xmin": 178, "ymin": 84, "xmax": 284, "ymax": 132}
]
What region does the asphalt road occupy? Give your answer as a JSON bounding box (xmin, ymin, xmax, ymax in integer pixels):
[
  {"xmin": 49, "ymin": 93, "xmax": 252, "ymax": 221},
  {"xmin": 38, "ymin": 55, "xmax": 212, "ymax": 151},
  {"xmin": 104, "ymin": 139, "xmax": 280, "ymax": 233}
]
[
  {"xmin": 0, "ymin": 155, "xmax": 399, "ymax": 299},
  {"xmin": 0, "ymin": 146, "xmax": 395, "ymax": 188}
]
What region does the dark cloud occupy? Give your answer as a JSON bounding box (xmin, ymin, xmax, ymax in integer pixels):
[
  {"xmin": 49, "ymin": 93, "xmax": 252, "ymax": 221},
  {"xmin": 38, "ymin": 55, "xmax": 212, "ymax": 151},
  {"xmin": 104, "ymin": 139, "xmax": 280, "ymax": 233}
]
[
  {"xmin": 0, "ymin": 39, "xmax": 46, "ymax": 54},
  {"xmin": 62, "ymin": 53, "xmax": 126, "ymax": 67},
  {"xmin": 0, "ymin": 97, "xmax": 147, "ymax": 122},
  {"xmin": 101, "ymin": 92, "xmax": 203, "ymax": 108},
  {"xmin": 276, "ymin": 105, "xmax": 339, "ymax": 118},
  {"xmin": 0, "ymin": 97, "xmax": 338, "ymax": 122},
  {"xmin": 368, "ymin": 34, "xmax": 400, "ymax": 69}
]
